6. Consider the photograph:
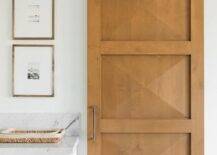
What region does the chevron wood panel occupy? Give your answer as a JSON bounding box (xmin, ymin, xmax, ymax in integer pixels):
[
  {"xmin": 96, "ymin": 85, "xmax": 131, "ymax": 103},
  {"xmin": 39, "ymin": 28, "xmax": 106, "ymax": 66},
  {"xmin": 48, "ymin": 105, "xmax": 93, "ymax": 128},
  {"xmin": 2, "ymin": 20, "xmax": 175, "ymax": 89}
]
[
  {"xmin": 102, "ymin": 0, "xmax": 190, "ymax": 41},
  {"xmin": 102, "ymin": 134, "xmax": 190, "ymax": 155},
  {"xmin": 101, "ymin": 55, "xmax": 191, "ymax": 119}
]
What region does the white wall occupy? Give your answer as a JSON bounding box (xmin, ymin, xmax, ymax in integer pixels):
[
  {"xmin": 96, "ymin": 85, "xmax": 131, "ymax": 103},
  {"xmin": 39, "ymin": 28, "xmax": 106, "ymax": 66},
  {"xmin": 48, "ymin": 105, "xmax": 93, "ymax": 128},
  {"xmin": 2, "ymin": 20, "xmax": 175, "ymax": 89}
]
[
  {"xmin": 205, "ymin": 0, "xmax": 217, "ymax": 155},
  {"xmin": 0, "ymin": 0, "xmax": 215, "ymax": 154},
  {"xmin": 0, "ymin": 0, "xmax": 86, "ymax": 155}
]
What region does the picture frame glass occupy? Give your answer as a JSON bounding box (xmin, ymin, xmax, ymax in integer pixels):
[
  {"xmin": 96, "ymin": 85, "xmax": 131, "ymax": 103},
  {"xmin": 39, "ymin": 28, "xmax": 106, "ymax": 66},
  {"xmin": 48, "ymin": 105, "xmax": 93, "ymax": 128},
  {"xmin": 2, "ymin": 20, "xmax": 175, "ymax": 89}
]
[
  {"xmin": 13, "ymin": 46, "xmax": 54, "ymax": 96},
  {"xmin": 13, "ymin": 0, "xmax": 54, "ymax": 39}
]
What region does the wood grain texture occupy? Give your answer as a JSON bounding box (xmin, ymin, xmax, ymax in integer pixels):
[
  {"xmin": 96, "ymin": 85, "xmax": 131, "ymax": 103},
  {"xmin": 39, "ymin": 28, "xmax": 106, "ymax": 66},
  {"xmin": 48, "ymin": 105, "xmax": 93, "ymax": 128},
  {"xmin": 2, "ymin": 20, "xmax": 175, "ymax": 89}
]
[
  {"xmin": 88, "ymin": 0, "xmax": 203, "ymax": 154},
  {"xmin": 102, "ymin": 134, "xmax": 190, "ymax": 155},
  {"xmin": 101, "ymin": 119, "xmax": 192, "ymax": 133},
  {"xmin": 101, "ymin": 55, "xmax": 190, "ymax": 119},
  {"xmin": 88, "ymin": 0, "xmax": 102, "ymax": 154},
  {"xmin": 101, "ymin": 41, "xmax": 192, "ymax": 55},
  {"xmin": 190, "ymin": 0, "xmax": 204, "ymax": 154},
  {"xmin": 102, "ymin": 0, "xmax": 190, "ymax": 41}
]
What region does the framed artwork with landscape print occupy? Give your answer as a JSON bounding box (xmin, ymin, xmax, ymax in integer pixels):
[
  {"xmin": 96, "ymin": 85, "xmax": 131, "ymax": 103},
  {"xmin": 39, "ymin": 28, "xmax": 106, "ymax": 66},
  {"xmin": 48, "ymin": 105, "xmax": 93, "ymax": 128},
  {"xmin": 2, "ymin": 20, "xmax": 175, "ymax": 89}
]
[
  {"xmin": 12, "ymin": 45, "xmax": 54, "ymax": 97},
  {"xmin": 13, "ymin": 0, "xmax": 54, "ymax": 39}
]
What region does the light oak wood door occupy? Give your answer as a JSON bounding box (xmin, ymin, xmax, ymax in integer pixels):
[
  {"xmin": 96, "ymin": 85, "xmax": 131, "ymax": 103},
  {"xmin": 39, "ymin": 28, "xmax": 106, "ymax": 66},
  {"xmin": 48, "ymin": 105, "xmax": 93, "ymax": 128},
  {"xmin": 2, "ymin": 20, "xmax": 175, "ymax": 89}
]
[{"xmin": 88, "ymin": 0, "xmax": 203, "ymax": 155}]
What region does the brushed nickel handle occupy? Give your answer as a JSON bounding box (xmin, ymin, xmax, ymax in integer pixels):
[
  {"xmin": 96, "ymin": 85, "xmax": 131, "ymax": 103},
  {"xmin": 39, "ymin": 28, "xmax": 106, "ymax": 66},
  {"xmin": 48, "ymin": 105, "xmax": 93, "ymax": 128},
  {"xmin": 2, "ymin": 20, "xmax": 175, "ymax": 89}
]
[{"xmin": 88, "ymin": 105, "xmax": 97, "ymax": 142}]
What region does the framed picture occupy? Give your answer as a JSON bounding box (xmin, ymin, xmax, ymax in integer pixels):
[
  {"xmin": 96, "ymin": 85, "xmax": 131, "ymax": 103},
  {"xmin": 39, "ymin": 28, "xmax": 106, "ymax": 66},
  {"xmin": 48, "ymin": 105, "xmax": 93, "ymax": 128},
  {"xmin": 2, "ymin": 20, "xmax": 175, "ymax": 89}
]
[
  {"xmin": 12, "ymin": 45, "xmax": 54, "ymax": 97},
  {"xmin": 13, "ymin": 0, "xmax": 54, "ymax": 39}
]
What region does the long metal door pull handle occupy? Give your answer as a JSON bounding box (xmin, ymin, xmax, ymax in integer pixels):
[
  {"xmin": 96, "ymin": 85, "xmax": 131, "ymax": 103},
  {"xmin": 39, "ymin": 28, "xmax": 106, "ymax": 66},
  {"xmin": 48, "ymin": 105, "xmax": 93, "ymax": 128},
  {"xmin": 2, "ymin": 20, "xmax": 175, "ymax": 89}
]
[{"xmin": 88, "ymin": 105, "xmax": 97, "ymax": 142}]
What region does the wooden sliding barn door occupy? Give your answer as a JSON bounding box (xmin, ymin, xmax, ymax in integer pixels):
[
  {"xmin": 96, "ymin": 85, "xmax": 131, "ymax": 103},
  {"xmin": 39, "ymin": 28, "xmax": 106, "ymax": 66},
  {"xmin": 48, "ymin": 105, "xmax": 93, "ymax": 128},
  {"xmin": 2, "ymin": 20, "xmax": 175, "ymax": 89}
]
[{"xmin": 88, "ymin": 0, "xmax": 203, "ymax": 155}]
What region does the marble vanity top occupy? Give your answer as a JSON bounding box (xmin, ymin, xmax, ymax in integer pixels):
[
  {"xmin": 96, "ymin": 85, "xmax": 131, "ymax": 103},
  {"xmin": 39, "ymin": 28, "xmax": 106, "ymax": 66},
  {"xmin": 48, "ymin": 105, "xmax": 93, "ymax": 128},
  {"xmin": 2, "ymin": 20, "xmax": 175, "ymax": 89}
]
[{"xmin": 0, "ymin": 113, "xmax": 80, "ymax": 155}]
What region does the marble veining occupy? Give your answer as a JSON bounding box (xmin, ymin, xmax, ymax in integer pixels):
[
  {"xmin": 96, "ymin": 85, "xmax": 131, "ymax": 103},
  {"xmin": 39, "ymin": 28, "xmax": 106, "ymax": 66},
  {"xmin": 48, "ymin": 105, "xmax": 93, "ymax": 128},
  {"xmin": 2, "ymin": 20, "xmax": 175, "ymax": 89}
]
[
  {"xmin": 0, "ymin": 113, "xmax": 80, "ymax": 155},
  {"xmin": 0, "ymin": 113, "xmax": 80, "ymax": 136}
]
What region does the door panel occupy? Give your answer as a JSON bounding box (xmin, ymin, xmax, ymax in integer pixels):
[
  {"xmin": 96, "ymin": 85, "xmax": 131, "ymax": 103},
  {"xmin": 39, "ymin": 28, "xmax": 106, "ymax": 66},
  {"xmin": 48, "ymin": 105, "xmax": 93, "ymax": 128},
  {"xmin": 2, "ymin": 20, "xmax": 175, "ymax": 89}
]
[
  {"xmin": 102, "ymin": 134, "xmax": 190, "ymax": 155},
  {"xmin": 88, "ymin": 0, "xmax": 203, "ymax": 154},
  {"xmin": 101, "ymin": 55, "xmax": 190, "ymax": 119},
  {"xmin": 102, "ymin": 0, "xmax": 190, "ymax": 41}
]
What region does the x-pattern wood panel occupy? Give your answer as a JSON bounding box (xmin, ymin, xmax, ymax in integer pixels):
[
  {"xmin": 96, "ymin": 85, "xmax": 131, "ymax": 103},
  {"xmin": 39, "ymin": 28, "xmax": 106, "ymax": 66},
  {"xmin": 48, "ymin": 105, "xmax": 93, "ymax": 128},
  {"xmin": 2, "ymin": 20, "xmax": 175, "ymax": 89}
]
[
  {"xmin": 88, "ymin": 0, "xmax": 203, "ymax": 154},
  {"xmin": 102, "ymin": 55, "xmax": 190, "ymax": 119},
  {"xmin": 102, "ymin": 134, "xmax": 190, "ymax": 155},
  {"xmin": 102, "ymin": 0, "xmax": 190, "ymax": 41}
]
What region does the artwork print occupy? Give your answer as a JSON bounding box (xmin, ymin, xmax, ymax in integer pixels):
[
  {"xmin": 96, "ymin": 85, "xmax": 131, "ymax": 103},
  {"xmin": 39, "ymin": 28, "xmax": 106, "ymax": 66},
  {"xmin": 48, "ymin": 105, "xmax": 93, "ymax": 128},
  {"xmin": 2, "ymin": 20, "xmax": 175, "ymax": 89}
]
[
  {"xmin": 27, "ymin": 0, "xmax": 41, "ymax": 23},
  {"xmin": 27, "ymin": 62, "xmax": 40, "ymax": 80},
  {"xmin": 13, "ymin": 45, "xmax": 54, "ymax": 97},
  {"xmin": 13, "ymin": 0, "xmax": 54, "ymax": 39}
]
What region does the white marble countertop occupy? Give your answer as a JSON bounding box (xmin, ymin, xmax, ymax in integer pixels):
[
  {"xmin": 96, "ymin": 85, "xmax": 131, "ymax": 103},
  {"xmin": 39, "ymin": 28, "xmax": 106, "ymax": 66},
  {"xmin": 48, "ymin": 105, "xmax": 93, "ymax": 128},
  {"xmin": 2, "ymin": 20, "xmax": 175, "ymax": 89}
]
[
  {"xmin": 0, "ymin": 113, "xmax": 80, "ymax": 136},
  {"xmin": 0, "ymin": 113, "xmax": 80, "ymax": 155}
]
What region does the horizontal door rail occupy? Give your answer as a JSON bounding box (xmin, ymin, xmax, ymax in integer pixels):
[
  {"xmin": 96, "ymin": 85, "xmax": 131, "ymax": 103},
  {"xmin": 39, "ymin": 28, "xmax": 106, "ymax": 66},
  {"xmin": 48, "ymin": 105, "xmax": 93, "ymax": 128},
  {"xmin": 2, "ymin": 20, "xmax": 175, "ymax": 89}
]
[
  {"xmin": 101, "ymin": 119, "xmax": 192, "ymax": 133},
  {"xmin": 100, "ymin": 41, "xmax": 192, "ymax": 55}
]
